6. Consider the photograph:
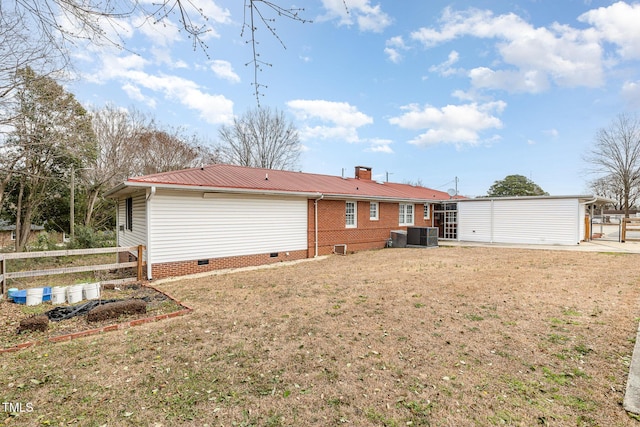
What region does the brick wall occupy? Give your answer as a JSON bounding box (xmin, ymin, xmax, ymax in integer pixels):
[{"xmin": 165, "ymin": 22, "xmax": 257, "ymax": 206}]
[
  {"xmin": 151, "ymin": 249, "xmax": 308, "ymax": 279},
  {"xmin": 307, "ymin": 199, "xmax": 433, "ymax": 255}
]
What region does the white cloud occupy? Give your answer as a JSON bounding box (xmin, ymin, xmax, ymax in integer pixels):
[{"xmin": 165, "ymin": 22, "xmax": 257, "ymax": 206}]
[
  {"xmin": 134, "ymin": 14, "xmax": 183, "ymax": 47},
  {"xmin": 121, "ymin": 83, "xmax": 157, "ymax": 108},
  {"xmin": 389, "ymin": 101, "xmax": 506, "ymax": 148},
  {"xmin": 85, "ymin": 52, "xmax": 234, "ymax": 124},
  {"xmin": 210, "ymin": 60, "xmax": 240, "ymax": 83},
  {"xmin": 124, "ymin": 71, "xmax": 234, "ymax": 124},
  {"xmin": 622, "ymin": 80, "xmax": 640, "ymax": 107},
  {"xmin": 410, "ymin": 7, "xmax": 605, "ymax": 93},
  {"xmin": 429, "ymin": 50, "xmax": 461, "ymax": 77},
  {"xmin": 544, "ymin": 128, "xmax": 559, "ymax": 138},
  {"xmin": 468, "ymin": 67, "xmax": 550, "ymax": 93},
  {"xmin": 366, "ymin": 138, "xmax": 394, "ymax": 154},
  {"xmin": 319, "ymin": 0, "xmax": 392, "ymax": 32},
  {"xmin": 287, "ymin": 99, "xmax": 373, "ymax": 143},
  {"xmin": 579, "ymin": 1, "xmax": 640, "ymax": 60},
  {"xmin": 385, "ymin": 36, "xmax": 408, "ymax": 63}
]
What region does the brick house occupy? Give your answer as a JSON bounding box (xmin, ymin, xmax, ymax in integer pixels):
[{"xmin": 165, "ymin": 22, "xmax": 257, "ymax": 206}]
[
  {"xmin": 0, "ymin": 220, "xmax": 46, "ymax": 250},
  {"xmin": 105, "ymin": 164, "xmax": 454, "ymax": 280}
]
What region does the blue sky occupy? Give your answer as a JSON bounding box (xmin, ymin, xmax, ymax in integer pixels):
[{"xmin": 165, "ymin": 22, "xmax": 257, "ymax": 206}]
[{"xmin": 67, "ymin": 1, "xmax": 640, "ymax": 197}]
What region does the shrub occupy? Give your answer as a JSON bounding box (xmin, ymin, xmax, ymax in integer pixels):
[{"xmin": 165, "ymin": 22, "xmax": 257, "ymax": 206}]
[
  {"xmin": 30, "ymin": 232, "xmax": 60, "ymax": 251},
  {"xmin": 67, "ymin": 226, "xmax": 116, "ymax": 249}
]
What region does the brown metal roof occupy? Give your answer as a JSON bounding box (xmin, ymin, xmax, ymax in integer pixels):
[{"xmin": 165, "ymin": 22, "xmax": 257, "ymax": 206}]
[{"xmin": 112, "ymin": 164, "xmax": 456, "ymax": 201}]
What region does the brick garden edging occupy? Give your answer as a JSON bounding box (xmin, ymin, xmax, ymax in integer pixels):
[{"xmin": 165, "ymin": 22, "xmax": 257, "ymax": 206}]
[{"xmin": 0, "ymin": 283, "xmax": 192, "ymax": 354}]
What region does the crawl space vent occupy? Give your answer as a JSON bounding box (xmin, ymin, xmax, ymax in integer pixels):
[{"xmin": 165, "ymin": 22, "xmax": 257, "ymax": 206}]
[{"xmin": 333, "ymin": 244, "xmax": 347, "ymax": 255}]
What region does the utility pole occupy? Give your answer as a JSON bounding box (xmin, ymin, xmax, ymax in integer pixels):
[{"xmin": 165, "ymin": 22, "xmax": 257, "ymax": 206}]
[
  {"xmin": 70, "ymin": 166, "xmax": 92, "ymax": 241},
  {"xmin": 70, "ymin": 166, "xmax": 75, "ymax": 241}
]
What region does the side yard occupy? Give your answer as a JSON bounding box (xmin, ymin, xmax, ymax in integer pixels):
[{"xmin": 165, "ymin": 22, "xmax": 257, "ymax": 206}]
[{"xmin": 2, "ymin": 246, "xmax": 640, "ymax": 426}]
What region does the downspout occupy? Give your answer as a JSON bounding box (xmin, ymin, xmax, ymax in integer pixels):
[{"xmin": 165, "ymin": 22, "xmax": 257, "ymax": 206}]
[
  {"xmin": 115, "ymin": 200, "xmax": 120, "ymax": 247},
  {"xmin": 146, "ymin": 186, "xmax": 156, "ymax": 279},
  {"xmin": 314, "ymin": 194, "xmax": 324, "ymax": 257}
]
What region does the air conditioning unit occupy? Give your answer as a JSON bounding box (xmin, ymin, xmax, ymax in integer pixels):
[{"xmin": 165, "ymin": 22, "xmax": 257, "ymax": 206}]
[
  {"xmin": 389, "ymin": 230, "xmax": 407, "ymax": 248},
  {"xmin": 333, "ymin": 244, "xmax": 347, "ymax": 255},
  {"xmin": 407, "ymin": 227, "xmax": 438, "ymax": 247}
]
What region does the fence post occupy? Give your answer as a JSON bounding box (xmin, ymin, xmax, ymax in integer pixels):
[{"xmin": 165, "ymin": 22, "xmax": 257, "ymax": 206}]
[
  {"xmin": 1, "ymin": 255, "xmax": 5, "ymax": 296},
  {"xmin": 137, "ymin": 245, "xmax": 144, "ymax": 281}
]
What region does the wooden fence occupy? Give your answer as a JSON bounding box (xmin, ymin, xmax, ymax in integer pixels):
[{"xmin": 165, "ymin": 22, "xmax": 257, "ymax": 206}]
[
  {"xmin": 621, "ymin": 218, "xmax": 640, "ymax": 243},
  {"xmin": 0, "ymin": 245, "xmax": 145, "ymax": 295}
]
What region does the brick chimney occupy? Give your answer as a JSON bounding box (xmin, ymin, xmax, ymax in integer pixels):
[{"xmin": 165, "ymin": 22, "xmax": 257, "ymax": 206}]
[{"xmin": 355, "ymin": 166, "xmax": 372, "ymax": 180}]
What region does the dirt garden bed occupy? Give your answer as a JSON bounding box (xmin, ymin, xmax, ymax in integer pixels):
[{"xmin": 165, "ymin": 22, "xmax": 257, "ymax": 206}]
[
  {"xmin": 1, "ymin": 283, "xmax": 188, "ymax": 351},
  {"xmin": 2, "ymin": 246, "xmax": 640, "ymax": 426}
]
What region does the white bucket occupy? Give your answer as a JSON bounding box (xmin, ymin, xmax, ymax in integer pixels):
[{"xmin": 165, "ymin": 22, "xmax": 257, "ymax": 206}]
[
  {"xmin": 51, "ymin": 286, "xmax": 66, "ymax": 304},
  {"xmin": 83, "ymin": 282, "xmax": 100, "ymax": 300},
  {"xmin": 67, "ymin": 284, "xmax": 84, "ymax": 304},
  {"xmin": 26, "ymin": 288, "xmax": 44, "ymax": 306}
]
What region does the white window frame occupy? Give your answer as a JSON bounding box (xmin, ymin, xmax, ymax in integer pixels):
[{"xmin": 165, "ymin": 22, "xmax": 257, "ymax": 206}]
[
  {"xmin": 423, "ymin": 203, "xmax": 430, "ymax": 220},
  {"xmin": 399, "ymin": 203, "xmax": 414, "ymax": 226},
  {"xmin": 10, "ymin": 230, "xmax": 16, "ymax": 241},
  {"xmin": 346, "ymin": 201, "xmax": 357, "ymax": 228},
  {"xmin": 370, "ymin": 202, "xmax": 379, "ymax": 221}
]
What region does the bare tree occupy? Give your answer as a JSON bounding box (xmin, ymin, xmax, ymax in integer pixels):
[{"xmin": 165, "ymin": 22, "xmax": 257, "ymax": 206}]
[
  {"xmin": 587, "ymin": 174, "xmax": 639, "ymax": 211},
  {"xmin": 0, "ymin": 8, "xmax": 68, "ymax": 129},
  {"xmin": 131, "ymin": 126, "xmax": 220, "ymax": 176},
  {"xmin": 81, "ymin": 105, "xmax": 148, "ymax": 226},
  {"xmin": 585, "ymin": 113, "xmax": 640, "ymax": 217},
  {"xmin": 81, "ymin": 105, "xmax": 220, "ymax": 226},
  {"xmin": 242, "ymin": 1, "xmax": 310, "ymax": 102},
  {"xmin": 218, "ymin": 107, "xmax": 301, "ymax": 170},
  {"xmin": 3, "ymin": 1, "xmax": 313, "ymax": 102}
]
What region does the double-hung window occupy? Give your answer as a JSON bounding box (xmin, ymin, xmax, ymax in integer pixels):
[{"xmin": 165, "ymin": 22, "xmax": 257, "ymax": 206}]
[
  {"xmin": 125, "ymin": 197, "xmax": 133, "ymax": 231},
  {"xmin": 346, "ymin": 201, "xmax": 357, "ymax": 228},
  {"xmin": 369, "ymin": 202, "xmax": 379, "ymax": 221},
  {"xmin": 399, "ymin": 203, "xmax": 414, "ymax": 226}
]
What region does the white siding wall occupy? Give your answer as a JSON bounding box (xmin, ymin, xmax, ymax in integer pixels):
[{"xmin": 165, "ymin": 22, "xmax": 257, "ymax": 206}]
[
  {"xmin": 117, "ymin": 191, "xmax": 147, "ymax": 250},
  {"xmin": 458, "ymin": 201, "xmax": 493, "ymax": 242},
  {"xmin": 458, "ymin": 198, "xmax": 581, "ymax": 245},
  {"xmin": 149, "ymin": 190, "xmax": 308, "ymax": 264}
]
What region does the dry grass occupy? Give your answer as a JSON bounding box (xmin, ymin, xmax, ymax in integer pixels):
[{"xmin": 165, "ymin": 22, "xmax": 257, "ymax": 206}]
[{"xmin": 2, "ymin": 246, "xmax": 640, "ymax": 426}]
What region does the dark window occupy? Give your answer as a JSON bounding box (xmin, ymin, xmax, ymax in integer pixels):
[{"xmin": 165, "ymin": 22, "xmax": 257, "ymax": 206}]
[{"xmin": 125, "ymin": 197, "xmax": 133, "ymax": 231}]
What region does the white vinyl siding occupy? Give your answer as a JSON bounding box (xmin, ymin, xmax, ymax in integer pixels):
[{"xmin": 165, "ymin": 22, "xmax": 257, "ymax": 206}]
[
  {"xmin": 458, "ymin": 198, "xmax": 581, "ymax": 245},
  {"xmin": 149, "ymin": 191, "xmax": 308, "ymax": 264},
  {"xmin": 118, "ymin": 191, "xmax": 147, "ymax": 250},
  {"xmin": 457, "ymin": 201, "xmax": 493, "ymax": 243}
]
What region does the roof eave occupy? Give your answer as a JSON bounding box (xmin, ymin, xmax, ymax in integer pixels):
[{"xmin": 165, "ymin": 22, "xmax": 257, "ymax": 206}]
[{"xmin": 105, "ymin": 181, "xmax": 323, "ymax": 199}]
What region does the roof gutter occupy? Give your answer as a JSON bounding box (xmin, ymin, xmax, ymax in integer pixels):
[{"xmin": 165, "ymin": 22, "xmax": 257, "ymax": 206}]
[{"xmin": 105, "ymin": 181, "xmax": 323, "ymax": 199}]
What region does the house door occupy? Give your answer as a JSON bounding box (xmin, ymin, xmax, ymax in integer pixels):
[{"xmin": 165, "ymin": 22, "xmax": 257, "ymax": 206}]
[{"xmin": 433, "ymin": 202, "xmax": 457, "ymax": 240}]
